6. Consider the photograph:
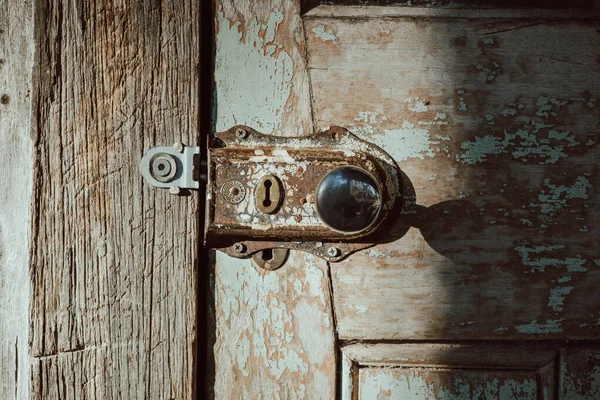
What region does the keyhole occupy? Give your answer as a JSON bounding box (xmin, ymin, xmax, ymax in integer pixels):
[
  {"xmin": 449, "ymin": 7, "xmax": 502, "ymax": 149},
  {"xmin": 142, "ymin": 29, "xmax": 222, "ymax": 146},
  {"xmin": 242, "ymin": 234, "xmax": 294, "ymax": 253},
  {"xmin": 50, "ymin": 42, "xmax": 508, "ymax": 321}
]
[
  {"xmin": 262, "ymin": 249, "xmax": 273, "ymax": 261},
  {"xmin": 263, "ymin": 179, "xmax": 272, "ymax": 207}
]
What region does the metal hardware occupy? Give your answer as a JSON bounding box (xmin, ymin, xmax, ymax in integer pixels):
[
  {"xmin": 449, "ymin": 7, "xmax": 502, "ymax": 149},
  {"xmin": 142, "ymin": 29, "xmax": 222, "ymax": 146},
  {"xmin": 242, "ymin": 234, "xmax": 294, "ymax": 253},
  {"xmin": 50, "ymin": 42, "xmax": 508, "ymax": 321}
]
[
  {"xmin": 327, "ymin": 246, "xmax": 341, "ymax": 258},
  {"xmin": 140, "ymin": 125, "xmax": 403, "ymax": 264},
  {"xmin": 252, "ymin": 248, "xmax": 289, "ymax": 271},
  {"xmin": 255, "ymin": 174, "xmax": 284, "ymax": 214},
  {"xmin": 232, "ymin": 242, "xmax": 246, "ymax": 254},
  {"xmin": 315, "ymin": 166, "xmax": 382, "ymax": 234},
  {"xmin": 205, "ymin": 125, "xmax": 402, "ymax": 263},
  {"xmin": 221, "ymin": 180, "xmax": 246, "ymax": 204},
  {"xmin": 140, "ymin": 143, "xmax": 200, "ymax": 193}
]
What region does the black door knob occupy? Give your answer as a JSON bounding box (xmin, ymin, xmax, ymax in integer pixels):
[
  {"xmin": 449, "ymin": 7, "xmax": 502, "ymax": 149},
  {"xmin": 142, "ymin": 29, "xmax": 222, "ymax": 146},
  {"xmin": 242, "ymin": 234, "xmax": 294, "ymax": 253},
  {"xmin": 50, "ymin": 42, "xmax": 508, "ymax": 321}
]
[{"xmin": 315, "ymin": 166, "xmax": 382, "ymax": 233}]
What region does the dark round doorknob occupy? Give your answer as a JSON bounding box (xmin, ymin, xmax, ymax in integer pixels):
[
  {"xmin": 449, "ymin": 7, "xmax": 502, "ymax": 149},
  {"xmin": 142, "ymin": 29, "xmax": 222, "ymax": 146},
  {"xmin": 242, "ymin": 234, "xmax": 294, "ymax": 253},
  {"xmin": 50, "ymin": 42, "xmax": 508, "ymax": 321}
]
[{"xmin": 315, "ymin": 166, "xmax": 382, "ymax": 233}]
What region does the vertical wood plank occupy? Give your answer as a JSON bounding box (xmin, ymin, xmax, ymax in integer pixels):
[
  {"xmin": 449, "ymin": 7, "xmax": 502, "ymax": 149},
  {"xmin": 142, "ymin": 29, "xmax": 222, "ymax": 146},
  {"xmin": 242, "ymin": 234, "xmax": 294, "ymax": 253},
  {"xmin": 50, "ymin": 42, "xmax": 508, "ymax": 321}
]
[
  {"xmin": 30, "ymin": 0, "xmax": 199, "ymax": 398},
  {"xmin": 212, "ymin": 0, "xmax": 336, "ymax": 397},
  {"xmin": 0, "ymin": 0, "xmax": 34, "ymax": 399}
]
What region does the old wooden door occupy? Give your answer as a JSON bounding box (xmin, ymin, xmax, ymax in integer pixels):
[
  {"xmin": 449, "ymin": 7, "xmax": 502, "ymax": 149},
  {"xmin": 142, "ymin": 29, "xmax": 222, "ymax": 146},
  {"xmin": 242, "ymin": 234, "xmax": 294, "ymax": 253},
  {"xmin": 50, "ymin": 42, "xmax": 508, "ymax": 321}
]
[{"xmin": 211, "ymin": 1, "xmax": 600, "ymax": 399}]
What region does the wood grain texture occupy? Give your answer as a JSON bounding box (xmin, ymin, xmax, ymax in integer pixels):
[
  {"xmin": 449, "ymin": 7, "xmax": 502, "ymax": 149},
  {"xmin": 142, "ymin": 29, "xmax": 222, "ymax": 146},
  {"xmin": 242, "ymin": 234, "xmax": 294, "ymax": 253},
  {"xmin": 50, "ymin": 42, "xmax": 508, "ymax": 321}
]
[
  {"xmin": 0, "ymin": 0, "xmax": 34, "ymax": 399},
  {"xmin": 305, "ymin": 16, "xmax": 599, "ymax": 340},
  {"xmin": 211, "ymin": 0, "xmax": 336, "ymax": 398},
  {"xmin": 30, "ymin": 0, "xmax": 199, "ymax": 398}
]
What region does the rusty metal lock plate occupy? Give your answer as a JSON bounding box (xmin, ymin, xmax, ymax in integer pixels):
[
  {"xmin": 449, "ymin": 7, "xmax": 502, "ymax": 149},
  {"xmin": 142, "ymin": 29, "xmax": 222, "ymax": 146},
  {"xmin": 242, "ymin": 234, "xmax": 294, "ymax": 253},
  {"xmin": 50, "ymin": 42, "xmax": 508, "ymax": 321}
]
[{"xmin": 204, "ymin": 125, "xmax": 403, "ymax": 263}]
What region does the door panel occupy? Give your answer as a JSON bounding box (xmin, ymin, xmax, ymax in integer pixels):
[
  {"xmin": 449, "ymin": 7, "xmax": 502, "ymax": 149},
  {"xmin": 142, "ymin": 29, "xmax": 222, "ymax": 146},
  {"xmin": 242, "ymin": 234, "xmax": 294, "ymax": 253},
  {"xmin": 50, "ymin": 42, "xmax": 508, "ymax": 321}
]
[
  {"xmin": 342, "ymin": 344, "xmax": 557, "ymax": 399},
  {"xmin": 304, "ymin": 10, "xmax": 599, "ymax": 340}
]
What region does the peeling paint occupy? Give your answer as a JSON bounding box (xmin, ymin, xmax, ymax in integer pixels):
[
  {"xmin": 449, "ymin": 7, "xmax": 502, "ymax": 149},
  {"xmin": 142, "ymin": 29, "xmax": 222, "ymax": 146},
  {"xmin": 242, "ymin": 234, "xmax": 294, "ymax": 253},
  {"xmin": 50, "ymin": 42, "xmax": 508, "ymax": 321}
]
[
  {"xmin": 515, "ymin": 242, "xmax": 588, "ymax": 273},
  {"xmin": 215, "ymin": 6, "xmax": 293, "ymax": 133},
  {"xmin": 360, "ymin": 370, "xmax": 537, "ymax": 399},
  {"xmin": 536, "ymin": 96, "xmax": 567, "ymax": 118},
  {"xmin": 548, "ymin": 286, "xmax": 574, "ymax": 312},
  {"xmin": 515, "ymin": 319, "xmax": 564, "ymax": 334},
  {"xmin": 214, "ymin": 251, "xmax": 335, "ymax": 398},
  {"xmin": 531, "ymin": 176, "xmax": 592, "ymax": 215},
  {"xmin": 311, "ymin": 24, "xmax": 340, "ymax": 45}
]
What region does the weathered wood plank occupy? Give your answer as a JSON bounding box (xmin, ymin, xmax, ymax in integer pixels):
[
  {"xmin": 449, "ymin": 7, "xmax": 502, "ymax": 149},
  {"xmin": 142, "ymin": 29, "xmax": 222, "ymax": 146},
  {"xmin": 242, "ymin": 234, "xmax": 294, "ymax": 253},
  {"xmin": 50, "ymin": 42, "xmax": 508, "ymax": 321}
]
[
  {"xmin": 211, "ymin": 0, "xmax": 336, "ymax": 397},
  {"xmin": 30, "ymin": 0, "xmax": 199, "ymax": 397},
  {"xmin": 305, "ymin": 16, "xmax": 599, "ymax": 340},
  {"xmin": 0, "ymin": 1, "xmax": 34, "ymax": 399}
]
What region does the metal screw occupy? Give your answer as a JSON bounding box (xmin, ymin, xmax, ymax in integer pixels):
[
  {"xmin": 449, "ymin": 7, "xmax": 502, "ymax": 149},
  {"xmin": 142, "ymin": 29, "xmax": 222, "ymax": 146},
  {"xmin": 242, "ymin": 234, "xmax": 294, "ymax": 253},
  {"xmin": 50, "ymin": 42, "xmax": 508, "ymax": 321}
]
[
  {"xmin": 173, "ymin": 142, "xmax": 184, "ymax": 153},
  {"xmin": 327, "ymin": 246, "xmax": 340, "ymax": 258},
  {"xmin": 232, "ymin": 242, "xmax": 246, "ymax": 254},
  {"xmin": 154, "ymin": 159, "xmax": 171, "ymax": 177},
  {"xmin": 235, "ymin": 128, "xmax": 248, "ymax": 139},
  {"xmin": 169, "ymin": 186, "xmax": 181, "ymax": 195}
]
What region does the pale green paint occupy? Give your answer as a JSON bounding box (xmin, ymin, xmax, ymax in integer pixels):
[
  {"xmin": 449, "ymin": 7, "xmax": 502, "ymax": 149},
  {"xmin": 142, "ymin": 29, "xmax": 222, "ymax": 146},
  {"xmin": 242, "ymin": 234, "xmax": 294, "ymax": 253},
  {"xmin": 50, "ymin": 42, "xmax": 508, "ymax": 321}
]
[
  {"xmin": 215, "ymin": 7, "xmax": 293, "ymax": 133},
  {"xmin": 361, "ymin": 370, "xmax": 537, "ymax": 399},
  {"xmin": 515, "ymin": 242, "xmax": 588, "ymax": 273},
  {"xmin": 557, "ymin": 276, "xmax": 572, "ymax": 284},
  {"xmin": 311, "ymin": 24, "xmax": 340, "ymax": 44},
  {"xmin": 456, "ymin": 127, "xmax": 580, "ymax": 165},
  {"xmin": 548, "ymin": 286, "xmax": 574, "ymax": 312},
  {"xmin": 533, "ymin": 176, "xmax": 592, "ymax": 214},
  {"xmin": 515, "ymin": 319, "xmax": 564, "ymax": 334},
  {"xmin": 536, "ymin": 96, "xmax": 567, "ymax": 118},
  {"xmin": 500, "ymin": 108, "xmax": 517, "ymax": 117}
]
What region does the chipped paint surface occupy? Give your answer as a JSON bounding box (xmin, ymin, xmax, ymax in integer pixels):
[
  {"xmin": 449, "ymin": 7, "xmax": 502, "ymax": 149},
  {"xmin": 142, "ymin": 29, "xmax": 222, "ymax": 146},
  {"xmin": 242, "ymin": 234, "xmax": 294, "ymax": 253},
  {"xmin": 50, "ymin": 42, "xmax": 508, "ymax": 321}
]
[
  {"xmin": 531, "ymin": 176, "xmax": 592, "ymax": 215},
  {"xmin": 515, "ymin": 319, "xmax": 564, "ymax": 335},
  {"xmin": 514, "ymin": 243, "xmax": 588, "ymax": 273},
  {"xmin": 360, "ymin": 369, "xmax": 537, "ymax": 400},
  {"xmin": 215, "ymin": 6, "xmax": 292, "ymax": 133},
  {"xmin": 548, "ymin": 286, "xmax": 574, "ymax": 312},
  {"xmin": 213, "ymin": 1, "xmax": 335, "ymax": 397},
  {"xmin": 563, "ymin": 351, "xmax": 600, "ymax": 400},
  {"xmin": 213, "ymin": 252, "xmax": 335, "ymax": 398},
  {"xmin": 311, "ymin": 24, "xmax": 340, "ymax": 44}
]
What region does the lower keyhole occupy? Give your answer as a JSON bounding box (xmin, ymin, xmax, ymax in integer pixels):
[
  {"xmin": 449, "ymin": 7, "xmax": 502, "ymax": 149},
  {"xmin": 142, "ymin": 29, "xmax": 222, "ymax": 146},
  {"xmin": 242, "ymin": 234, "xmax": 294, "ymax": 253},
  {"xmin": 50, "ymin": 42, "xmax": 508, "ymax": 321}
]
[
  {"xmin": 262, "ymin": 249, "xmax": 273, "ymax": 261},
  {"xmin": 263, "ymin": 179, "xmax": 272, "ymax": 207}
]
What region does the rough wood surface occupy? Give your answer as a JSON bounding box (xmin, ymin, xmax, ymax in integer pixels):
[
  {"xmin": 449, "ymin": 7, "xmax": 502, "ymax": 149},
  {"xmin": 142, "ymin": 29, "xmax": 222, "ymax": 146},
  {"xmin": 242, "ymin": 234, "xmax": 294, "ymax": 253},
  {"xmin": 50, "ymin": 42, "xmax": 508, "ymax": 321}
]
[
  {"xmin": 211, "ymin": 0, "xmax": 336, "ymax": 398},
  {"xmin": 30, "ymin": 0, "xmax": 199, "ymax": 398},
  {"xmin": 305, "ymin": 15, "xmax": 599, "ymax": 340},
  {"xmin": 0, "ymin": 0, "xmax": 34, "ymax": 399}
]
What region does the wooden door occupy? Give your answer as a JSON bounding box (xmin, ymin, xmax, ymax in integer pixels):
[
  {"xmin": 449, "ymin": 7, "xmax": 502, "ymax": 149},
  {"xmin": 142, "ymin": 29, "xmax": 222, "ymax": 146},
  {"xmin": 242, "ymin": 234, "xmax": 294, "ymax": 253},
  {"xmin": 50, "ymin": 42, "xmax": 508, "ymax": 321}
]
[{"xmin": 211, "ymin": 1, "xmax": 600, "ymax": 399}]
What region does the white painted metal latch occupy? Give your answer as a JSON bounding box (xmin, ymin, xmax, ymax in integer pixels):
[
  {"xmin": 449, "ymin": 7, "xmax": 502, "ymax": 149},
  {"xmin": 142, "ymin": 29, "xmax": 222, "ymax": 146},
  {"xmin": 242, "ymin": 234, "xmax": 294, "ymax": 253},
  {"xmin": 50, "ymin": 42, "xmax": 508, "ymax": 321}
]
[{"xmin": 139, "ymin": 143, "xmax": 201, "ymax": 195}]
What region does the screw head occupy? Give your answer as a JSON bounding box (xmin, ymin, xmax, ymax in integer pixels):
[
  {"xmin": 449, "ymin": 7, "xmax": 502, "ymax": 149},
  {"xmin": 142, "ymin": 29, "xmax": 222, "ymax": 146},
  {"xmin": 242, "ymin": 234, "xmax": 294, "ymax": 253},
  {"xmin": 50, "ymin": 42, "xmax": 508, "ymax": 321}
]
[
  {"xmin": 327, "ymin": 246, "xmax": 340, "ymax": 258},
  {"xmin": 232, "ymin": 243, "xmax": 246, "ymax": 254},
  {"xmin": 173, "ymin": 142, "xmax": 184, "ymax": 153},
  {"xmin": 235, "ymin": 128, "xmax": 248, "ymax": 139},
  {"xmin": 169, "ymin": 186, "xmax": 181, "ymax": 195},
  {"xmin": 150, "ymin": 153, "xmax": 177, "ymax": 183}
]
